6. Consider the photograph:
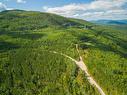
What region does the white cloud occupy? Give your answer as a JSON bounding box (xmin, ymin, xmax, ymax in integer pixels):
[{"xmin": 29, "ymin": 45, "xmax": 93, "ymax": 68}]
[
  {"xmin": 16, "ymin": 0, "xmax": 26, "ymax": 3},
  {"xmin": 0, "ymin": 2, "xmax": 13, "ymax": 11},
  {"xmin": 43, "ymin": 0, "xmax": 127, "ymax": 20},
  {"xmin": 0, "ymin": 2, "xmax": 9, "ymax": 11},
  {"xmin": 80, "ymin": 9, "xmax": 127, "ymax": 20}
]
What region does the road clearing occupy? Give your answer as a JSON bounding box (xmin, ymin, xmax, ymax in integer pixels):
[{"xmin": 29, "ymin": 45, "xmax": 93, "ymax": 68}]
[{"xmin": 51, "ymin": 44, "xmax": 106, "ymax": 95}]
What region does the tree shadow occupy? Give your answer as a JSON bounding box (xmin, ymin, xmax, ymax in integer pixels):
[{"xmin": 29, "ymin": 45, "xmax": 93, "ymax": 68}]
[
  {"xmin": 0, "ymin": 30, "xmax": 44, "ymax": 40},
  {"xmin": 0, "ymin": 41, "xmax": 20, "ymax": 52},
  {"xmin": 101, "ymin": 31, "xmax": 127, "ymax": 50},
  {"xmin": 79, "ymin": 32, "xmax": 127, "ymax": 58}
]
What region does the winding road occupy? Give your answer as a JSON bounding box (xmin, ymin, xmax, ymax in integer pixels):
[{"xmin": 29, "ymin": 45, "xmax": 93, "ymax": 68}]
[{"xmin": 50, "ymin": 44, "xmax": 106, "ymax": 95}]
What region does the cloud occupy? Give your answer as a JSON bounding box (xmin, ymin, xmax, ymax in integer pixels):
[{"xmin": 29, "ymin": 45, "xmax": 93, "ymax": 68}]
[
  {"xmin": 80, "ymin": 9, "xmax": 127, "ymax": 20},
  {"xmin": 0, "ymin": 2, "xmax": 8, "ymax": 11},
  {"xmin": 16, "ymin": 0, "xmax": 26, "ymax": 3},
  {"xmin": 43, "ymin": 0, "xmax": 127, "ymax": 20},
  {"xmin": 0, "ymin": 2, "xmax": 13, "ymax": 11}
]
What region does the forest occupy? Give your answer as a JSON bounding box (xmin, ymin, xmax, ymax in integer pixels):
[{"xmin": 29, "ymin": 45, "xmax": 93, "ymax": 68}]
[{"xmin": 0, "ymin": 10, "xmax": 127, "ymax": 95}]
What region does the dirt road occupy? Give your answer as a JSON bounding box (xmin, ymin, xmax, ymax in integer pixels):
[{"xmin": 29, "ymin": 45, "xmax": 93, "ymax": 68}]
[{"xmin": 51, "ymin": 45, "xmax": 106, "ymax": 95}]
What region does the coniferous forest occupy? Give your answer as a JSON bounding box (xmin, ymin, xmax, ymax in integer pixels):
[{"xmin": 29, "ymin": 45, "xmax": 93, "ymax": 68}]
[{"xmin": 0, "ymin": 10, "xmax": 127, "ymax": 95}]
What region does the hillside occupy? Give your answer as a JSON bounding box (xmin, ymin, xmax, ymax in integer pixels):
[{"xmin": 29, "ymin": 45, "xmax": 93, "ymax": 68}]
[
  {"xmin": 0, "ymin": 10, "xmax": 127, "ymax": 95},
  {"xmin": 0, "ymin": 10, "xmax": 92, "ymax": 29}
]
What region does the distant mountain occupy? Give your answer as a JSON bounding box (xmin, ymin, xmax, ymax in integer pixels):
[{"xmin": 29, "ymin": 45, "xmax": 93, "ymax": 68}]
[{"xmin": 91, "ymin": 20, "xmax": 127, "ymax": 25}]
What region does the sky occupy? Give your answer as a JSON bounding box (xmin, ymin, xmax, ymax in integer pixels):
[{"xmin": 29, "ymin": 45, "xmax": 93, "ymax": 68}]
[{"xmin": 0, "ymin": 0, "xmax": 127, "ymax": 20}]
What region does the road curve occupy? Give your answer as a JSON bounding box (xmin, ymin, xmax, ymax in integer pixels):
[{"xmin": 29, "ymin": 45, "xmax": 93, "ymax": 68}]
[{"xmin": 50, "ymin": 45, "xmax": 106, "ymax": 95}]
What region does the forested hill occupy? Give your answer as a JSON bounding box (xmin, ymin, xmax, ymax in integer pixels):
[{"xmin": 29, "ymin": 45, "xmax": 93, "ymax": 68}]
[
  {"xmin": 0, "ymin": 10, "xmax": 92, "ymax": 30},
  {"xmin": 0, "ymin": 10, "xmax": 127, "ymax": 95}
]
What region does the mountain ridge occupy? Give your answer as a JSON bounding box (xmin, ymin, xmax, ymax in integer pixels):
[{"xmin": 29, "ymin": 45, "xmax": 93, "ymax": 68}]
[
  {"xmin": 0, "ymin": 10, "xmax": 92, "ymax": 29},
  {"xmin": 91, "ymin": 19, "xmax": 127, "ymax": 25}
]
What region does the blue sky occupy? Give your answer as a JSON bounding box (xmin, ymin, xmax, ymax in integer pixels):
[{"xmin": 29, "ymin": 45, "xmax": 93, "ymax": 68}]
[
  {"xmin": 0, "ymin": 0, "xmax": 93, "ymax": 11},
  {"xmin": 0, "ymin": 0, "xmax": 127, "ymax": 20}
]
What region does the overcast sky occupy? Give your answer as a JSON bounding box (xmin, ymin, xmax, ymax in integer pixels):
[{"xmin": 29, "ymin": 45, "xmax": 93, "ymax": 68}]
[{"xmin": 0, "ymin": 0, "xmax": 127, "ymax": 20}]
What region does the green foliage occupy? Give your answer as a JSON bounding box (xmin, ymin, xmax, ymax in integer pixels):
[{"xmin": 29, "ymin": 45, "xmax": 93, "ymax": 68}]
[
  {"xmin": 82, "ymin": 25, "xmax": 127, "ymax": 95},
  {"xmin": 0, "ymin": 10, "xmax": 99, "ymax": 95},
  {"xmin": 0, "ymin": 10, "xmax": 127, "ymax": 95}
]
